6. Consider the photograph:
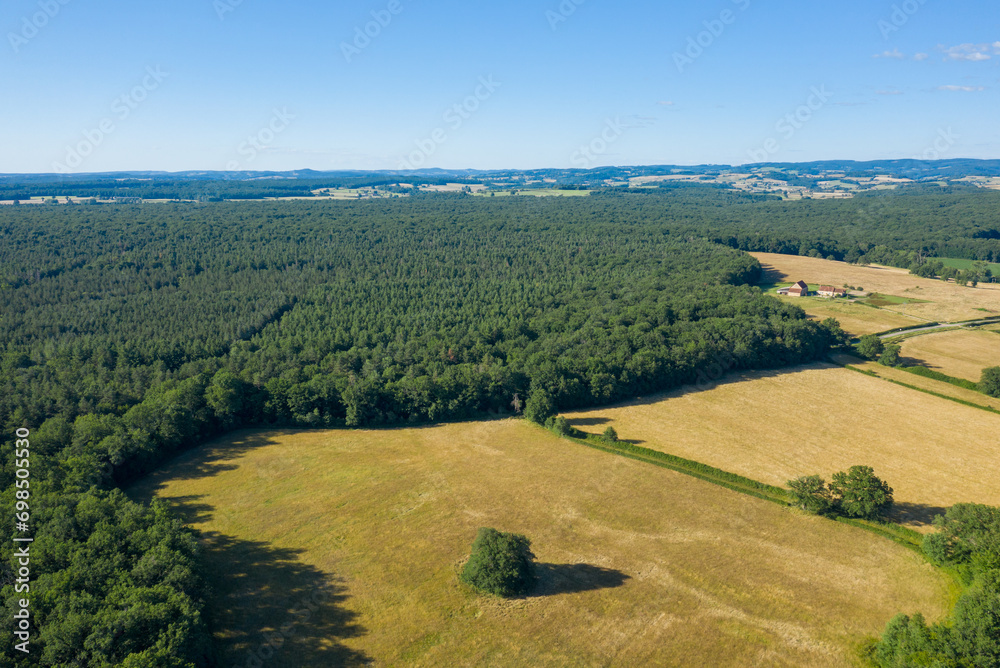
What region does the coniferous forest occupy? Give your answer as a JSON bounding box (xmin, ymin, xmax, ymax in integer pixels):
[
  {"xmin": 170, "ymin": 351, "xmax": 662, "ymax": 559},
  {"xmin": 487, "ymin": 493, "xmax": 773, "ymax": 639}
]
[{"xmin": 1, "ymin": 188, "xmax": 999, "ymax": 665}]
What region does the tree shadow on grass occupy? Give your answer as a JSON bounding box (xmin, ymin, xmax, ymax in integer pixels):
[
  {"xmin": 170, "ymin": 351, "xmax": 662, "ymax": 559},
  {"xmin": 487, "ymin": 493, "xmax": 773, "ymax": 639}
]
[
  {"xmin": 137, "ymin": 430, "xmax": 302, "ymax": 491},
  {"xmin": 130, "ymin": 475, "xmax": 371, "ymax": 666},
  {"xmin": 199, "ymin": 530, "xmax": 371, "ymax": 667},
  {"xmin": 899, "ymin": 355, "xmax": 941, "ymax": 371},
  {"xmin": 158, "ymin": 494, "xmax": 215, "ymax": 525},
  {"xmin": 566, "ymin": 425, "xmax": 646, "ymax": 446},
  {"xmin": 529, "ymin": 563, "xmax": 630, "ymax": 598},
  {"xmin": 891, "ymin": 502, "xmax": 949, "ymax": 528},
  {"xmin": 569, "ymin": 417, "xmax": 612, "ymax": 427}
]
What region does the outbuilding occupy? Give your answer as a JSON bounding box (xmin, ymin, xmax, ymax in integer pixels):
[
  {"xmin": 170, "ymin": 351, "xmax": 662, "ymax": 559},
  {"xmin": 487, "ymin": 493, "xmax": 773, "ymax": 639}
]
[
  {"xmin": 818, "ymin": 285, "xmax": 847, "ymax": 297},
  {"xmin": 784, "ymin": 281, "xmax": 809, "ymax": 297}
]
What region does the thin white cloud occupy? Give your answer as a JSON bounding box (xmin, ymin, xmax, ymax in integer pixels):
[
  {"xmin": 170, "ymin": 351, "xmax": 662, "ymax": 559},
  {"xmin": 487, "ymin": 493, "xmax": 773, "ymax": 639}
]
[
  {"xmin": 874, "ymin": 49, "xmax": 905, "ymax": 59},
  {"xmin": 914, "ymin": 53, "xmax": 929, "ymax": 61},
  {"xmin": 941, "ymin": 43, "xmax": 993, "ymax": 61},
  {"xmin": 622, "ymin": 115, "xmax": 657, "ymax": 129},
  {"xmin": 876, "ymin": 89, "xmax": 903, "ymax": 95},
  {"xmin": 937, "ymin": 84, "xmax": 986, "ymax": 92},
  {"xmin": 656, "ymin": 101, "xmax": 675, "ymax": 106}
]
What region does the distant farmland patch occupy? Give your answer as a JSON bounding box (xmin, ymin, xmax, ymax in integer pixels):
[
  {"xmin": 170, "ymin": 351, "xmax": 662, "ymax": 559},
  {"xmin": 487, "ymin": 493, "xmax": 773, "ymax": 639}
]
[
  {"xmin": 899, "ymin": 329, "xmax": 1000, "ymax": 382},
  {"xmin": 130, "ymin": 421, "xmax": 951, "ymax": 667},
  {"xmin": 754, "ymin": 253, "xmax": 1000, "ymax": 323}
]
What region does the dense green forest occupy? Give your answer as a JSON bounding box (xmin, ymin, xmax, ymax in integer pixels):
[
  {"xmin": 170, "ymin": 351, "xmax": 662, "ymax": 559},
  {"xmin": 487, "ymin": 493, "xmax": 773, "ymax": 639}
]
[
  {"xmin": 688, "ymin": 185, "xmax": 1000, "ymax": 264},
  {"xmin": 0, "ymin": 190, "xmax": 998, "ymax": 665}
]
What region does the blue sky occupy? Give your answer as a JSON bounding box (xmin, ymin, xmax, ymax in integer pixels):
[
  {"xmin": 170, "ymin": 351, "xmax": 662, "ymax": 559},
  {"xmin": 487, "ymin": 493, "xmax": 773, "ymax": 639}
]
[{"xmin": 1, "ymin": 0, "xmax": 998, "ymax": 172}]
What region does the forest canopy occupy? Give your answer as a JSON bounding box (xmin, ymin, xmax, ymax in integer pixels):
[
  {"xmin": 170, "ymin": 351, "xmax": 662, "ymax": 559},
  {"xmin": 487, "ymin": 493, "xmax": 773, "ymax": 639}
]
[{"xmin": 0, "ymin": 190, "xmax": 977, "ymax": 664}]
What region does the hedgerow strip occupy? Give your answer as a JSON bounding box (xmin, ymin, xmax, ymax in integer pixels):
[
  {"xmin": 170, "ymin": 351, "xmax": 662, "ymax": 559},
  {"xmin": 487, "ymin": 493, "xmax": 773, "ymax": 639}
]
[{"xmin": 898, "ymin": 366, "xmax": 979, "ymax": 391}]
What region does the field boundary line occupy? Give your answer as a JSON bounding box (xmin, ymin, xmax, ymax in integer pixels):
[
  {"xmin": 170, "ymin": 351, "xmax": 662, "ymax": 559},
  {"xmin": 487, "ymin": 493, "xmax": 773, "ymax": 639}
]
[
  {"xmin": 897, "ymin": 366, "xmax": 979, "ymax": 392},
  {"xmin": 538, "ymin": 424, "xmax": 934, "ymax": 551},
  {"xmin": 557, "ymin": 432, "xmax": 792, "ymax": 505},
  {"xmin": 834, "ymin": 361, "xmax": 1000, "ymax": 417}
]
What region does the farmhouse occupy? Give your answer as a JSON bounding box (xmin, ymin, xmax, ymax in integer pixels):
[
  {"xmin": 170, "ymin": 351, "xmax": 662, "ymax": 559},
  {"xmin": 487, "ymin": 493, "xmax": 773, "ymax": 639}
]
[
  {"xmin": 777, "ymin": 281, "xmax": 810, "ymax": 297},
  {"xmin": 818, "ymin": 285, "xmax": 847, "ymax": 297}
]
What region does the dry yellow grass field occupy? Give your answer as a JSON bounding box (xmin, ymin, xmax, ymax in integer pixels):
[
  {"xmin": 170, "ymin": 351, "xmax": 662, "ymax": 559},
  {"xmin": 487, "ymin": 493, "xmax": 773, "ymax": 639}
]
[
  {"xmin": 565, "ymin": 363, "xmax": 1000, "ymax": 529},
  {"xmin": 130, "ymin": 421, "xmax": 952, "ymax": 667},
  {"xmin": 899, "ymin": 329, "xmax": 1000, "ymax": 381},
  {"xmin": 833, "ymin": 354, "xmax": 1000, "ymax": 413},
  {"xmin": 754, "ymin": 253, "xmax": 1000, "ymax": 324}
]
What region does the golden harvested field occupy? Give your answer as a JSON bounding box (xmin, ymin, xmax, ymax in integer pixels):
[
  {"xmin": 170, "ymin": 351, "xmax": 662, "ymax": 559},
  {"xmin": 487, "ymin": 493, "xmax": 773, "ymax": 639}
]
[
  {"xmin": 565, "ymin": 363, "xmax": 1000, "ymax": 529},
  {"xmin": 834, "ymin": 354, "xmax": 1000, "ymax": 413},
  {"xmin": 754, "ymin": 253, "xmax": 1000, "ymax": 324},
  {"xmin": 899, "ymin": 329, "xmax": 1000, "ymax": 381},
  {"xmin": 130, "ymin": 421, "xmax": 952, "ymax": 667}
]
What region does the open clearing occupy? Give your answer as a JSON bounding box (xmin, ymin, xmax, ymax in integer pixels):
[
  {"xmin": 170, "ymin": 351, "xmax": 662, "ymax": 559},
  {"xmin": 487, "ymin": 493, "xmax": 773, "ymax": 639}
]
[
  {"xmin": 564, "ymin": 363, "xmax": 1000, "ymax": 529},
  {"xmin": 130, "ymin": 421, "xmax": 951, "ymax": 667},
  {"xmin": 939, "ymin": 257, "xmax": 1000, "ymax": 275},
  {"xmin": 754, "ymin": 253, "xmax": 1000, "ymax": 324},
  {"xmin": 899, "ymin": 329, "xmax": 1000, "ymax": 381}
]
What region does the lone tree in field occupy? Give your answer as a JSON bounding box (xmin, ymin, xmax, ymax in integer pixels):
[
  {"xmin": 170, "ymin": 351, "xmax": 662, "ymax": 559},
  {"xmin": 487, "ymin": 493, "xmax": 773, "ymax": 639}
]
[
  {"xmin": 602, "ymin": 426, "xmax": 619, "ymax": 443},
  {"xmin": 460, "ymin": 528, "xmax": 535, "ymax": 597},
  {"xmin": 787, "ymin": 475, "xmax": 834, "ymax": 514},
  {"xmin": 979, "ymin": 367, "xmax": 1000, "ymax": 398},
  {"xmin": 878, "ymin": 343, "xmax": 902, "ymax": 367},
  {"xmin": 856, "ymin": 334, "xmax": 885, "ymax": 361},
  {"xmin": 829, "ymin": 466, "xmax": 894, "ymax": 520}
]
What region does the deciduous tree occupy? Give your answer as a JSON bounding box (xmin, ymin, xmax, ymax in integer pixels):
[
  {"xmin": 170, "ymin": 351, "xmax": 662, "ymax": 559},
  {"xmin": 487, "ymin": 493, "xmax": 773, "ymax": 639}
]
[
  {"xmin": 460, "ymin": 528, "xmax": 535, "ymax": 597},
  {"xmin": 829, "ymin": 465, "xmax": 893, "ymax": 520}
]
